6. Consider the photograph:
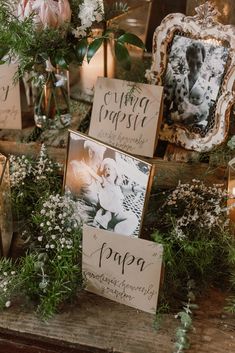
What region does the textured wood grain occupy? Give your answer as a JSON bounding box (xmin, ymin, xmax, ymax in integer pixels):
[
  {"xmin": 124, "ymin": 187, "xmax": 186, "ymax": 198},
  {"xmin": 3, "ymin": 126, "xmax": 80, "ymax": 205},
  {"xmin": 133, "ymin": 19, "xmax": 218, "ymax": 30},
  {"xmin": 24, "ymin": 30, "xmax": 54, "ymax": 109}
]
[
  {"xmin": 0, "ymin": 291, "xmax": 177, "ymax": 353},
  {"xmin": 188, "ymin": 289, "xmax": 235, "ymax": 353},
  {"xmin": 0, "ymin": 139, "xmax": 227, "ymax": 188},
  {"xmin": 0, "ymin": 289, "xmax": 234, "ymax": 353},
  {"xmin": 152, "ymin": 158, "xmax": 227, "ymax": 188}
]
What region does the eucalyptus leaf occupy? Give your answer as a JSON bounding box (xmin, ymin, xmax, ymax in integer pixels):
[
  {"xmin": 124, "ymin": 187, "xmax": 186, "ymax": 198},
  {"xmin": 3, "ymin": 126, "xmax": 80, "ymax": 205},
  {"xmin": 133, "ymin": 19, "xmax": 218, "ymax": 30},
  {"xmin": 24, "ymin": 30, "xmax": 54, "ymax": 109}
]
[
  {"xmin": 178, "ymin": 311, "xmax": 192, "ymax": 327},
  {"xmin": 118, "ymin": 32, "xmax": 145, "ymax": 49},
  {"xmin": 114, "ymin": 41, "xmax": 131, "ymax": 70},
  {"xmin": 87, "ymin": 38, "xmax": 104, "ymax": 63}
]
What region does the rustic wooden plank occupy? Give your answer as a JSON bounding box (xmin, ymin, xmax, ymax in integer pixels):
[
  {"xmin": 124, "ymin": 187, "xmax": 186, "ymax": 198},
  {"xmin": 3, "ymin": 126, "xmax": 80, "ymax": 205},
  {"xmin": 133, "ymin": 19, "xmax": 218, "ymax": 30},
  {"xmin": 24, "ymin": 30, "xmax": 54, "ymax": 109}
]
[
  {"xmin": 0, "ymin": 141, "xmax": 66, "ymax": 166},
  {"xmin": 163, "ymin": 143, "xmax": 201, "ymax": 163},
  {"xmin": 0, "ymin": 333, "xmax": 101, "ymax": 353},
  {"xmin": 0, "ymin": 337, "xmax": 65, "ymax": 353},
  {"xmin": 188, "ymin": 289, "xmax": 235, "ymax": 353},
  {"xmin": 0, "ymin": 139, "xmax": 227, "ymax": 187},
  {"xmin": 0, "ymin": 291, "xmax": 177, "ymax": 353},
  {"xmin": 151, "ymin": 159, "xmax": 227, "ymax": 188},
  {"xmin": 0, "ymin": 289, "xmax": 234, "ymax": 353}
]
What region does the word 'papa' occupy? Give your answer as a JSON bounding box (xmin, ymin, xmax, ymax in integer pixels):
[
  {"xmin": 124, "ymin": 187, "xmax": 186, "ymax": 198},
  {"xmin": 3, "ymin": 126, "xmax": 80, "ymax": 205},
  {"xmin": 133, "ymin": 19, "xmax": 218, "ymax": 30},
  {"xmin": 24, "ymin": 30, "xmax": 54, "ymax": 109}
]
[{"xmin": 99, "ymin": 242, "xmax": 148, "ymax": 275}]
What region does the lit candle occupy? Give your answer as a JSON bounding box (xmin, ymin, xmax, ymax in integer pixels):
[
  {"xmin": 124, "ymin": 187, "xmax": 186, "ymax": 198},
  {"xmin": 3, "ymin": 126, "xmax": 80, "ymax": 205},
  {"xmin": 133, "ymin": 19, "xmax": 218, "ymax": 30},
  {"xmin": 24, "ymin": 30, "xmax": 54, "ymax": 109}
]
[{"xmin": 70, "ymin": 29, "xmax": 115, "ymax": 101}]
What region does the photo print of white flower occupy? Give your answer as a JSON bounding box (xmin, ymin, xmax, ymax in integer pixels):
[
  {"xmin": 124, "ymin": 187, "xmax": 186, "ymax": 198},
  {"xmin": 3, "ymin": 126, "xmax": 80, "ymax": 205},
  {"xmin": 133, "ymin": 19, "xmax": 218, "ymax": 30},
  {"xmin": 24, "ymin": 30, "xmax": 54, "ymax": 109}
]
[{"xmin": 63, "ymin": 130, "xmax": 154, "ymax": 237}]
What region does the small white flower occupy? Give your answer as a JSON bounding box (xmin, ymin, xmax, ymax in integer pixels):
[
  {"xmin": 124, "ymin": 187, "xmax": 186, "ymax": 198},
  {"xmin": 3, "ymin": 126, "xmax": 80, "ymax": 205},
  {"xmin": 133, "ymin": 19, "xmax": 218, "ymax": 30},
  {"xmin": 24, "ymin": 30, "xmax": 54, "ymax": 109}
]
[
  {"xmin": 5, "ymin": 301, "xmax": 11, "ymax": 308},
  {"xmin": 38, "ymin": 236, "xmax": 43, "ymax": 242}
]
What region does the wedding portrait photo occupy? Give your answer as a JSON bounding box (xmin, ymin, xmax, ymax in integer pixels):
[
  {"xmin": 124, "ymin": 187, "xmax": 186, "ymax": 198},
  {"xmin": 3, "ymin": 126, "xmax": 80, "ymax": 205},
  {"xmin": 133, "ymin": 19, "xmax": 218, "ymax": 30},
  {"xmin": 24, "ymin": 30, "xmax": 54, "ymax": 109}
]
[
  {"xmin": 163, "ymin": 35, "xmax": 229, "ymax": 135},
  {"xmin": 64, "ymin": 131, "xmax": 153, "ymax": 237}
]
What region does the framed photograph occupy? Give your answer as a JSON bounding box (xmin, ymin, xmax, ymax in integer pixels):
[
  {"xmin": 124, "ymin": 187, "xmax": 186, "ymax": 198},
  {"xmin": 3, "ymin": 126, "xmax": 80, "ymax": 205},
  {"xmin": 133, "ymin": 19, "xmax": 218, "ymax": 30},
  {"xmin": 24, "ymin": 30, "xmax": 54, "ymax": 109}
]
[
  {"xmin": 63, "ymin": 130, "xmax": 154, "ymax": 237},
  {"xmin": 147, "ymin": 2, "xmax": 235, "ymax": 152}
]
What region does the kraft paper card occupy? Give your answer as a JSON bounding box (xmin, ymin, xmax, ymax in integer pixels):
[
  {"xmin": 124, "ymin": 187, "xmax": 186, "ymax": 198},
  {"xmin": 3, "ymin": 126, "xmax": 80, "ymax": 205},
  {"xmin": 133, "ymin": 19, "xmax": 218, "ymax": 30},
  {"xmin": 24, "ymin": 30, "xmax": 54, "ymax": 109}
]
[
  {"xmin": 82, "ymin": 225, "xmax": 163, "ymax": 314},
  {"xmin": 89, "ymin": 77, "xmax": 163, "ymax": 158},
  {"xmin": 0, "ymin": 63, "xmax": 22, "ymax": 129}
]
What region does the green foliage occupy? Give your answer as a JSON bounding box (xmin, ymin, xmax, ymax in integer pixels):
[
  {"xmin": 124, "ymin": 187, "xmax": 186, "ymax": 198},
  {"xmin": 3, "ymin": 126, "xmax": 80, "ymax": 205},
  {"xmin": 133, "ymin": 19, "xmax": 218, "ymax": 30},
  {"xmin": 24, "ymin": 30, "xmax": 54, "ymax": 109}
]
[
  {"xmin": 153, "ymin": 302, "xmax": 170, "ymax": 330},
  {"xmin": 0, "ymin": 146, "xmax": 84, "ymax": 319},
  {"xmin": 9, "ymin": 146, "xmax": 62, "ymax": 227},
  {"xmin": 0, "ymin": 258, "xmax": 18, "ymax": 310},
  {"xmin": 87, "ymin": 37, "xmax": 104, "ymax": 63},
  {"xmin": 151, "ymin": 180, "xmax": 235, "ymax": 306},
  {"xmin": 115, "ymin": 41, "xmax": 131, "ymax": 70},
  {"xmin": 75, "ymin": 38, "xmax": 88, "ymax": 64},
  {"xmin": 0, "ymin": 0, "xmax": 144, "ymax": 75},
  {"xmin": 173, "ymin": 280, "xmax": 197, "ymax": 353},
  {"xmin": 117, "ymin": 33, "xmax": 145, "ymax": 50}
]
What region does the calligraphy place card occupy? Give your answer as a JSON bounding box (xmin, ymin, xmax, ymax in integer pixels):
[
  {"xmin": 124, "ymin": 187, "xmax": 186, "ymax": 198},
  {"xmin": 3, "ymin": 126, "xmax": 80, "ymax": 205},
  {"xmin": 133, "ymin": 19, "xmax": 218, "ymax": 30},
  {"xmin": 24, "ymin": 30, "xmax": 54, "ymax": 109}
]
[
  {"xmin": 0, "ymin": 63, "xmax": 22, "ymax": 129},
  {"xmin": 82, "ymin": 225, "xmax": 163, "ymax": 314},
  {"xmin": 89, "ymin": 77, "xmax": 163, "ymax": 158}
]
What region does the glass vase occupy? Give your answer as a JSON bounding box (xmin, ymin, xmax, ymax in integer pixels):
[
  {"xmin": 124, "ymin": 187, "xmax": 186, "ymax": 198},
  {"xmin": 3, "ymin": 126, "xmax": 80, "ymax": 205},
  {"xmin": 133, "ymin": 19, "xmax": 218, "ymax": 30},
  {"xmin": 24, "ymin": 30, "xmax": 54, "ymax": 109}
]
[{"xmin": 34, "ymin": 69, "xmax": 72, "ymax": 129}]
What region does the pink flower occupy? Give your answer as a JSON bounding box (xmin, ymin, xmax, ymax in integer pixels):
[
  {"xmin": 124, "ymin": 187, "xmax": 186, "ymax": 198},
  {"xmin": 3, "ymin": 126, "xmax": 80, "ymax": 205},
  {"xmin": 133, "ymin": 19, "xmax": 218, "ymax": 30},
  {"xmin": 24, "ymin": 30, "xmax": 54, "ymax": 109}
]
[
  {"xmin": 33, "ymin": 0, "xmax": 58, "ymax": 28},
  {"xmin": 18, "ymin": 0, "xmax": 34, "ymax": 20},
  {"xmin": 17, "ymin": 0, "xmax": 71, "ymax": 29},
  {"xmin": 58, "ymin": 0, "xmax": 72, "ymax": 25}
]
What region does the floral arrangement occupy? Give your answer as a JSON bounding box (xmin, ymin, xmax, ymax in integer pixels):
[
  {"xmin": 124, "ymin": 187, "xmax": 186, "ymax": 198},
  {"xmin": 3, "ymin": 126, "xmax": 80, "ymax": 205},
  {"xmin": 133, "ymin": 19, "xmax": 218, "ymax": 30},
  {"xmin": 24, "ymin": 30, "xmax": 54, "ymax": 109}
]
[
  {"xmin": 0, "ymin": 0, "xmax": 144, "ymax": 127},
  {"xmin": 0, "ymin": 0, "xmax": 144, "ymax": 75},
  {"xmin": 150, "ymin": 179, "xmax": 235, "ymax": 304},
  {"xmin": 1, "ymin": 148, "xmax": 235, "ymax": 328},
  {"xmin": 0, "ymin": 145, "xmax": 88, "ymax": 318}
]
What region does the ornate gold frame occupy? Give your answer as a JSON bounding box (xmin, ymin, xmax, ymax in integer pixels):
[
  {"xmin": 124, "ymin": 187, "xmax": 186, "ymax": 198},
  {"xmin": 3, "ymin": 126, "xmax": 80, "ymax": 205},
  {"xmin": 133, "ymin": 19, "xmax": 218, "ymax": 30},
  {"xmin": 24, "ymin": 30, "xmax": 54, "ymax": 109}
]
[{"xmin": 148, "ymin": 2, "xmax": 235, "ymax": 152}]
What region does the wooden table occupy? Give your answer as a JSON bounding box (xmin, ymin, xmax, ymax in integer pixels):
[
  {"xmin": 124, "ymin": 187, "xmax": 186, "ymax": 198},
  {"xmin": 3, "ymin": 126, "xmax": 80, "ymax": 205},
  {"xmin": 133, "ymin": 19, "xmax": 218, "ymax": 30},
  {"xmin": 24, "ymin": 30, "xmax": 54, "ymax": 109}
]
[{"xmin": 0, "ymin": 289, "xmax": 234, "ymax": 353}]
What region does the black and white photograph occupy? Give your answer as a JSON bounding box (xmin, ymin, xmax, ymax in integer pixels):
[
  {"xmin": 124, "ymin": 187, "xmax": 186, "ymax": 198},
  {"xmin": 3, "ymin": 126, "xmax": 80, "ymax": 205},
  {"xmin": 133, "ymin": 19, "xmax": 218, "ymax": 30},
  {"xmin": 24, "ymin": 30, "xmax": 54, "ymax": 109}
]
[
  {"xmin": 64, "ymin": 131, "xmax": 153, "ymax": 237},
  {"xmin": 163, "ymin": 35, "xmax": 229, "ymax": 134}
]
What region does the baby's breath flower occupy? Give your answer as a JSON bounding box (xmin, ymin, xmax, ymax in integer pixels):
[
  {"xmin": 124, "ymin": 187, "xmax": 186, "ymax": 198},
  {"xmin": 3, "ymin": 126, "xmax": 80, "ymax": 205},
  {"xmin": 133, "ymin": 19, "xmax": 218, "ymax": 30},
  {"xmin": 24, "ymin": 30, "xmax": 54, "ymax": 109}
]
[{"xmin": 5, "ymin": 301, "xmax": 11, "ymax": 308}]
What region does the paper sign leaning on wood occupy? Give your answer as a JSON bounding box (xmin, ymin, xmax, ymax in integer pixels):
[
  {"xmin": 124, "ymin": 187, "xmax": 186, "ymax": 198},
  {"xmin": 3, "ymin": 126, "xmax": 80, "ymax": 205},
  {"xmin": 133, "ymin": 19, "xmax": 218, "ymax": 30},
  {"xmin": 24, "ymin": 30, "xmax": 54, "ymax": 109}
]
[
  {"xmin": 89, "ymin": 77, "xmax": 163, "ymax": 158},
  {"xmin": 0, "ymin": 63, "xmax": 22, "ymax": 129},
  {"xmin": 82, "ymin": 225, "xmax": 163, "ymax": 314}
]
